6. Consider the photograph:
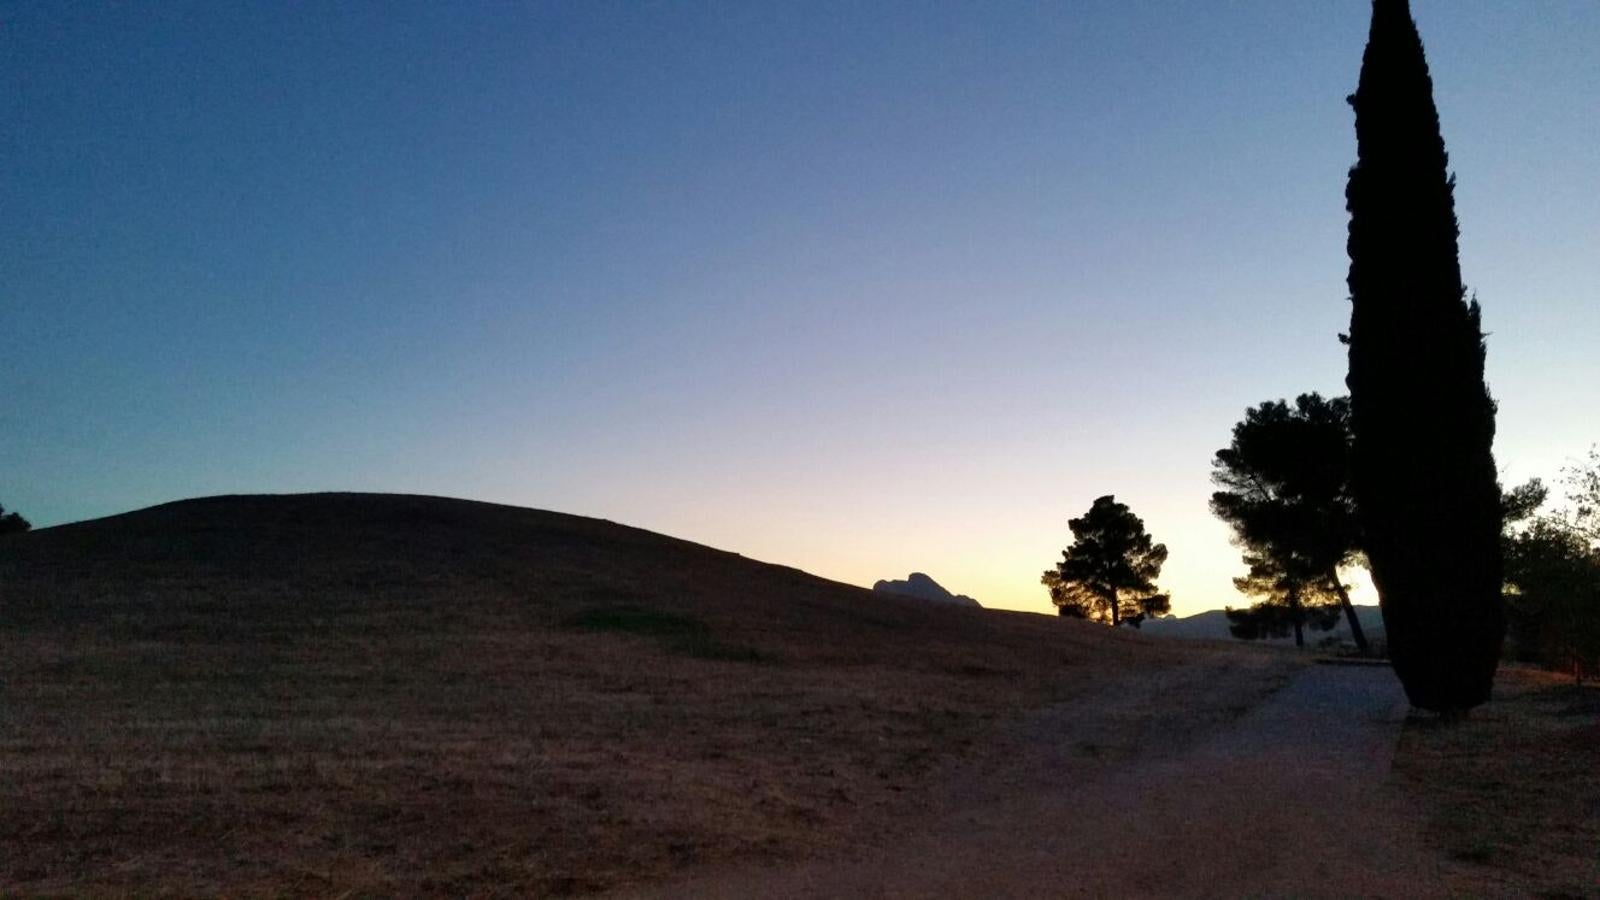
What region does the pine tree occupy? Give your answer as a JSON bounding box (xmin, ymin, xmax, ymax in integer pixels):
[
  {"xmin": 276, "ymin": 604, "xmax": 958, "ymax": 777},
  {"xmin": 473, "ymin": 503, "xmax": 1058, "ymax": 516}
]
[
  {"xmin": 1042, "ymin": 495, "xmax": 1170, "ymax": 627},
  {"xmin": 1344, "ymin": 0, "xmax": 1503, "ymax": 711},
  {"xmin": 1224, "ymin": 550, "xmax": 1345, "ymax": 648},
  {"xmin": 1210, "ymin": 393, "xmax": 1369, "ymax": 653}
]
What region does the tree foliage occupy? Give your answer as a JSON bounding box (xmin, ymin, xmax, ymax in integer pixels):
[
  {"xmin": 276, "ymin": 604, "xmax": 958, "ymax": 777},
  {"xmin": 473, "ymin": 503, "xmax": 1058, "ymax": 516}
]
[
  {"xmin": 1224, "ymin": 553, "xmax": 1346, "ymax": 647},
  {"xmin": 1344, "ymin": 0, "xmax": 1503, "ymax": 711},
  {"xmin": 1504, "ymin": 521, "xmax": 1600, "ymax": 682},
  {"xmin": 1224, "ymin": 549, "xmax": 1344, "ymax": 643},
  {"xmin": 0, "ymin": 502, "xmax": 31, "ymax": 536},
  {"xmin": 1559, "ymin": 446, "xmax": 1600, "ymax": 547},
  {"xmin": 1501, "ymin": 478, "xmax": 1549, "ymax": 527},
  {"xmin": 1042, "ymin": 495, "xmax": 1169, "ymax": 627},
  {"xmin": 1503, "ymin": 462, "xmax": 1600, "ymax": 683},
  {"xmin": 1211, "ymin": 393, "xmax": 1369, "ymax": 652}
]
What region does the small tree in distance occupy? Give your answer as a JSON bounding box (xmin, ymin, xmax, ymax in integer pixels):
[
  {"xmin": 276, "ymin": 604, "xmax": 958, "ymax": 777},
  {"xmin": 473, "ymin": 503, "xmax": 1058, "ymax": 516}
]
[
  {"xmin": 1042, "ymin": 495, "xmax": 1170, "ymax": 627},
  {"xmin": 0, "ymin": 502, "xmax": 30, "ymax": 536}
]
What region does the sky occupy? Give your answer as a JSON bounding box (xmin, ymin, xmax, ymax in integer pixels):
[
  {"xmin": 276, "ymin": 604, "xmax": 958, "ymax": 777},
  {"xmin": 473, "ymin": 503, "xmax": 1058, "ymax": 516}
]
[{"xmin": 3, "ymin": 1, "xmax": 1597, "ymax": 616}]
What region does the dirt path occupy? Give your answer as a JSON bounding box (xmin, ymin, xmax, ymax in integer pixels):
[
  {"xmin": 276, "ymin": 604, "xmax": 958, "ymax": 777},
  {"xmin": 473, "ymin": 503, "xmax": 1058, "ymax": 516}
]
[{"xmin": 626, "ymin": 664, "xmax": 1452, "ymax": 898}]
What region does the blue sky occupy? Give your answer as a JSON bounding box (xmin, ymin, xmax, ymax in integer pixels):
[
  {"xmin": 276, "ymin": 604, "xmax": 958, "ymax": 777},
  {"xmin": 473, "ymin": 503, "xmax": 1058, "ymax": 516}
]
[{"xmin": 4, "ymin": 1, "xmax": 1597, "ymax": 614}]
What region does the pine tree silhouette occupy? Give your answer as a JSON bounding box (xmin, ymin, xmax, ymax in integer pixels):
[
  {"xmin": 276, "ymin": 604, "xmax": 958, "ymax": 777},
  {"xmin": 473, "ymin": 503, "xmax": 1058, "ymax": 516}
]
[
  {"xmin": 0, "ymin": 502, "xmax": 31, "ymax": 536},
  {"xmin": 1211, "ymin": 394, "xmax": 1369, "ymax": 653},
  {"xmin": 1042, "ymin": 495, "xmax": 1169, "ymax": 627},
  {"xmin": 1345, "ymin": 0, "xmax": 1503, "ymax": 712}
]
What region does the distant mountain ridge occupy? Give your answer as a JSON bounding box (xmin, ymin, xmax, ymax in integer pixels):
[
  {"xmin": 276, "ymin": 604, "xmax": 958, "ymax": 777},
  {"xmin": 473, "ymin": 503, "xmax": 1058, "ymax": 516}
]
[
  {"xmin": 872, "ymin": 572, "xmax": 981, "ymax": 608},
  {"xmin": 1141, "ymin": 605, "xmax": 1385, "ymax": 646}
]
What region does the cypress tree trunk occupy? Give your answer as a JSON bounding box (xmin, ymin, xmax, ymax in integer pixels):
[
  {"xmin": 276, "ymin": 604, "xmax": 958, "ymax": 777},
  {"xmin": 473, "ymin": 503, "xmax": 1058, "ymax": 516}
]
[{"xmin": 1345, "ymin": 0, "xmax": 1504, "ymax": 711}]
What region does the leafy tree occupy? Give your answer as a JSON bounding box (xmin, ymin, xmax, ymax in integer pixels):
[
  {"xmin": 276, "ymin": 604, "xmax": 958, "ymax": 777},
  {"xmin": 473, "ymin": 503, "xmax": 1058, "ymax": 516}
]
[
  {"xmin": 1559, "ymin": 446, "xmax": 1600, "ymax": 547},
  {"xmin": 1505, "ymin": 519, "xmax": 1600, "ymax": 683},
  {"xmin": 1501, "ymin": 478, "xmax": 1549, "ymax": 528},
  {"xmin": 0, "ymin": 502, "xmax": 30, "ymax": 536},
  {"xmin": 1211, "ymin": 393, "xmax": 1369, "ymax": 653},
  {"xmin": 1503, "ymin": 468, "xmax": 1600, "ymax": 682},
  {"xmin": 1344, "ymin": 0, "xmax": 1503, "ymax": 712},
  {"xmin": 1224, "ymin": 550, "xmax": 1345, "ymax": 647},
  {"xmin": 1042, "ymin": 495, "xmax": 1169, "ymax": 627}
]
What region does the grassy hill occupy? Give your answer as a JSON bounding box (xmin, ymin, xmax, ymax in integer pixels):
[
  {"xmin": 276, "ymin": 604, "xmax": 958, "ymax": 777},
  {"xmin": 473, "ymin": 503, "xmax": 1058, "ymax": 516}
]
[{"xmin": 0, "ymin": 493, "xmax": 1289, "ymax": 895}]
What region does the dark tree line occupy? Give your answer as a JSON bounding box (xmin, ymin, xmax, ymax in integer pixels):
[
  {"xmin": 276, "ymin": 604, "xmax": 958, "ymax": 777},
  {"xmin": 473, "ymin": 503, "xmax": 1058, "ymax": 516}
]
[
  {"xmin": 1210, "ymin": 394, "xmax": 1599, "ymax": 682},
  {"xmin": 1502, "ymin": 461, "xmax": 1600, "ymax": 683}
]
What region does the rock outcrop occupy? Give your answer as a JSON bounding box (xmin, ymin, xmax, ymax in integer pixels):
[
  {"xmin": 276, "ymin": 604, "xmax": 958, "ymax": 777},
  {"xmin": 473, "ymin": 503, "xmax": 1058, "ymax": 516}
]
[{"xmin": 872, "ymin": 572, "xmax": 980, "ymax": 608}]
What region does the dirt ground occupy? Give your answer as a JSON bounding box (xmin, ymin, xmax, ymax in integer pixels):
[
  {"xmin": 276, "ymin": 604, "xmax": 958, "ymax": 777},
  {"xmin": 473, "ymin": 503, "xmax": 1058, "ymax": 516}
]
[
  {"xmin": 626, "ymin": 663, "xmax": 1435, "ymax": 898},
  {"xmin": 632, "ymin": 664, "xmax": 1600, "ymax": 899},
  {"xmin": 1394, "ymin": 667, "xmax": 1600, "ymax": 898}
]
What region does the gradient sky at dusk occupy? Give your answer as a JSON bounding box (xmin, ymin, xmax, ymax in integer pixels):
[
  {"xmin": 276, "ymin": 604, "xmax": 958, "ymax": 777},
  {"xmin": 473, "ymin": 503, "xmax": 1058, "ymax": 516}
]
[{"xmin": 4, "ymin": 1, "xmax": 1597, "ymax": 615}]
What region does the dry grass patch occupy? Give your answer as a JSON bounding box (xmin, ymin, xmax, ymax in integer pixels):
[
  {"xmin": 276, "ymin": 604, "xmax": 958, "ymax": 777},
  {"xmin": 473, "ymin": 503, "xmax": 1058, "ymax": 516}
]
[
  {"xmin": 1393, "ymin": 666, "xmax": 1600, "ymax": 897},
  {"xmin": 0, "ymin": 493, "xmax": 1291, "ymax": 896}
]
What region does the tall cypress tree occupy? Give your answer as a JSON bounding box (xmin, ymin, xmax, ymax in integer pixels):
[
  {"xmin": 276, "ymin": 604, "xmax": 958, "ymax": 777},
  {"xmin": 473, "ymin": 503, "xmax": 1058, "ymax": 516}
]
[{"xmin": 1345, "ymin": 0, "xmax": 1503, "ymax": 711}]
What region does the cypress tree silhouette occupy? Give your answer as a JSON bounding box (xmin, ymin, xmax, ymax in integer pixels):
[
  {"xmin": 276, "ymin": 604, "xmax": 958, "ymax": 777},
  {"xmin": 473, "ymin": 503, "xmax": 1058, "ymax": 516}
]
[{"xmin": 1345, "ymin": 0, "xmax": 1503, "ymax": 711}]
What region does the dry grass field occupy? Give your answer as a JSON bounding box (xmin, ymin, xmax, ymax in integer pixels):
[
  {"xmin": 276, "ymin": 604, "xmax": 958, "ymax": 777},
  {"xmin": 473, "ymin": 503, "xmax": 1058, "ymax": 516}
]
[
  {"xmin": 1395, "ymin": 667, "xmax": 1600, "ymax": 898},
  {"xmin": 0, "ymin": 493, "xmax": 1294, "ymax": 896}
]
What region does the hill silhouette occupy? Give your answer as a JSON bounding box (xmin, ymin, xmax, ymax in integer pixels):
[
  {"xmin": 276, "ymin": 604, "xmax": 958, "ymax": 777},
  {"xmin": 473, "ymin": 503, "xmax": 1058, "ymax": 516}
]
[
  {"xmin": 5, "ymin": 493, "xmax": 1015, "ymax": 650},
  {"xmin": 0, "ymin": 493, "xmax": 1286, "ymax": 890},
  {"xmin": 0, "ymin": 493, "xmax": 1287, "ymax": 895}
]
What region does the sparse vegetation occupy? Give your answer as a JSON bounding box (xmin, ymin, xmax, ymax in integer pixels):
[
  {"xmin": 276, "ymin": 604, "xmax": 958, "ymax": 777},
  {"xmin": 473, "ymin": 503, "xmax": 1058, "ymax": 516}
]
[
  {"xmin": 563, "ymin": 604, "xmax": 712, "ymax": 637},
  {"xmin": 564, "ymin": 605, "xmax": 771, "ymax": 663},
  {"xmin": 1393, "ymin": 668, "xmax": 1600, "ymax": 896},
  {"xmin": 1561, "ymin": 446, "xmax": 1600, "ymax": 545}
]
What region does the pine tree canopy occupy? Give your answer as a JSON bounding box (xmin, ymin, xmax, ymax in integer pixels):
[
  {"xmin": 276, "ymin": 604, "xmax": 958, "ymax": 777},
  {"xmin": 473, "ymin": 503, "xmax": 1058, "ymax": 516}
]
[
  {"xmin": 1043, "ymin": 495, "xmax": 1169, "ymax": 627},
  {"xmin": 1211, "ymin": 394, "xmax": 1369, "ymax": 652}
]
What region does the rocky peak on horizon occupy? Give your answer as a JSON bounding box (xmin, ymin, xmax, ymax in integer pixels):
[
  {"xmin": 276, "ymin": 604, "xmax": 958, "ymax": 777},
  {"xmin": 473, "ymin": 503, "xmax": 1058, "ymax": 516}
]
[{"xmin": 872, "ymin": 572, "xmax": 981, "ymax": 608}]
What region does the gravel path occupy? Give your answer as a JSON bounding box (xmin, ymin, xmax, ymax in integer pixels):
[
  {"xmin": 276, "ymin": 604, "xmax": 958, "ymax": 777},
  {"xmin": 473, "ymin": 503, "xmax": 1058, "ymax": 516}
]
[{"xmin": 628, "ymin": 663, "xmax": 1449, "ymax": 899}]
